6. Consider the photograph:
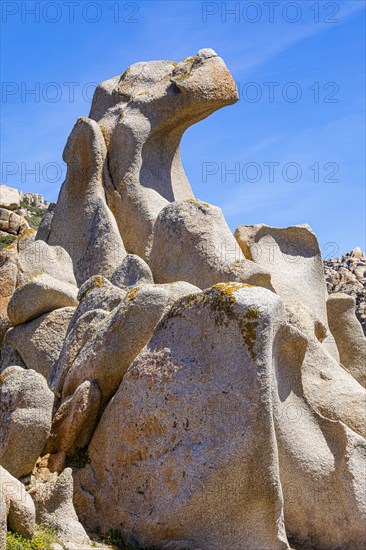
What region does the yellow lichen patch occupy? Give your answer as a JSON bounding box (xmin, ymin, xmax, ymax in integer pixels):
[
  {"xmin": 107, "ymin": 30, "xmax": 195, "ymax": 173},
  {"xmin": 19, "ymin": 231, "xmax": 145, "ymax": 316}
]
[
  {"xmin": 79, "ymin": 275, "xmax": 107, "ymax": 299},
  {"xmin": 120, "ymin": 66, "xmax": 131, "ymax": 80},
  {"xmin": 24, "ymin": 271, "xmax": 45, "ymax": 283},
  {"xmin": 186, "ymin": 198, "xmax": 210, "ymax": 209},
  {"xmin": 0, "ymin": 370, "xmax": 11, "ymax": 384},
  {"xmin": 18, "ymin": 227, "xmax": 36, "ymax": 241},
  {"xmin": 125, "ymin": 286, "xmax": 139, "ymax": 303},
  {"xmin": 2, "ymin": 243, "xmax": 17, "ymax": 253},
  {"xmin": 212, "ymin": 282, "xmax": 249, "ymax": 296},
  {"xmin": 159, "ymin": 283, "xmax": 259, "ymax": 361},
  {"xmin": 173, "ymin": 56, "xmax": 198, "ymax": 81},
  {"xmin": 183, "ymin": 56, "xmax": 198, "ymax": 64},
  {"xmin": 89, "ymin": 275, "xmax": 106, "ymax": 288}
]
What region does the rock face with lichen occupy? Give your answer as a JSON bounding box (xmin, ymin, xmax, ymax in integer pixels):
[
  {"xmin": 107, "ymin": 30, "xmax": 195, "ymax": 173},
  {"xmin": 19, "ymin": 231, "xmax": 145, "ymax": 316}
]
[{"xmin": 0, "ymin": 50, "xmax": 365, "ymax": 549}]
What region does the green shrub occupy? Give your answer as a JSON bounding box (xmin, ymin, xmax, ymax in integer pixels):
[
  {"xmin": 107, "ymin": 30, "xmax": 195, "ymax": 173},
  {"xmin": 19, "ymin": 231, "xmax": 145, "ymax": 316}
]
[
  {"xmin": 0, "ymin": 234, "xmax": 17, "ymax": 251},
  {"xmin": 91, "ymin": 528, "xmax": 157, "ymax": 549},
  {"xmin": 6, "ymin": 525, "xmax": 62, "ymax": 550},
  {"xmin": 65, "ymin": 446, "xmax": 91, "ymax": 469},
  {"xmin": 18, "ymin": 200, "xmax": 45, "ymax": 230}
]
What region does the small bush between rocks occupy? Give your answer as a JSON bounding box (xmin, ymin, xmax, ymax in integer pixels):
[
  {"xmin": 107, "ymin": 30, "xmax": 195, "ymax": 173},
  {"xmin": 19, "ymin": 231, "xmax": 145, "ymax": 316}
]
[
  {"xmin": 65, "ymin": 446, "xmax": 91, "ymax": 469},
  {"xmin": 93, "ymin": 529, "xmax": 157, "ymax": 549},
  {"xmin": 6, "ymin": 525, "xmax": 62, "ymax": 550},
  {"xmin": 18, "ymin": 200, "xmax": 45, "ymax": 230},
  {"xmin": 0, "ymin": 233, "xmax": 17, "ymax": 250}
]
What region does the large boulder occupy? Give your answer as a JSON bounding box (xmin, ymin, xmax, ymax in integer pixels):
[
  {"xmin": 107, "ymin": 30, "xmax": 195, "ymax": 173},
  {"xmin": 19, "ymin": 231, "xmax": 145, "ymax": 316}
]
[
  {"xmin": 149, "ymin": 199, "xmax": 273, "ymax": 290},
  {"xmin": 49, "ymin": 275, "xmax": 126, "ymax": 392},
  {"xmin": 7, "ymin": 273, "xmax": 78, "ymax": 326},
  {"xmin": 16, "ymin": 239, "xmax": 77, "ymax": 286},
  {"xmin": 49, "ymin": 282, "xmax": 200, "ymax": 455},
  {"xmin": 0, "ymin": 465, "xmax": 36, "ymax": 539},
  {"xmin": 0, "ymin": 208, "xmax": 28, "ymax": 234},
  {"xmin": 89, "ymin": 49, "xmax": 238, "ymax": 259},
  {"xmin": 2, "ymin": 307, "xmax": 75, "ymax": 379},
  {"xmin": 0, "ymin": 254, "xmax": 17, "ymax": 347},
  {"xmin": 0, "ymin": 366, "xmax": 54, "ymax": 478},
  {"xmin": 46, "ymin": 380, "xmax": 101, "ymax": 454},
  {"xmin": 327, "ymin": 293, "xmax": 366, "ymax": 387},
  {"xmin": 75, "ymin": 283, "xmax": 366, "ymax": 549},
  {"xmin": 111, "ymin": 253, "xmax": 154, "ymax": 289},
  {"xmin": 287, "ymin": 302, "xmax": 366, "ymax": 438},
  {"xmin": 75, "ymin": 284, "xmax": 289, "ymax": 548},
  {"xmin": 46, "ymin": 117, "xmax": 127, "ymax": 286},
  {"xmin": 30, "ymin": 468, "xmax": 90, "ymax": 547},
  {"xmin": 235, "ymin": 224, "xmax": 328, "ymax": 323},
  {"xmin": 61, "ymin": 281, "xmax": 200, "ymax": 405},
  {"xmin": 0, "ymin": 185, "xmax": 21, "ymax": 210}
]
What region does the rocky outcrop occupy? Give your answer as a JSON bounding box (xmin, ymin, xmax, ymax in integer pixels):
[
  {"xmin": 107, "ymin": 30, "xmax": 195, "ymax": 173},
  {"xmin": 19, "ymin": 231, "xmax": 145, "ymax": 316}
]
[
  {"xmin": 0, "ymin": 185, "xmax": 21, "ymax": 211},
  {"xmin": 1, "ymin": 52, "xmax": 365, "ymax": 549},
  {"xmin": 75, "ymin": 284, "xmax": 366, "ymax": 549},
  {"xmin": 22, "ymin": 192, "xmax": 49, "ymax": 209},
  {"xmin": 89, "ymin": 48, "xmax": 238, "ymax": 260},
  {"xmin": 324, "ymin": 247, "xmax": 366, "ymax": 333},
  {"xmin": 0, "ymin": 207, "xmax": 28, "ymax": 235},
  {"xmin": 0, "ymin": 234, "xmax": 76, "ymax": 350},
  {"xmin": 49, "ymin": 280, "xmax": 200, "ymax": 455},
  {"xmin": 235, "ymin": 224, "xmax": 328, "ymax": 324},
  {"xmin": 75, "ymin": 284, "xmax": 290, "ymax": 548},
  {"xmin": 0, "ymin": 367, "xmax": 54, "ymax": 479}
]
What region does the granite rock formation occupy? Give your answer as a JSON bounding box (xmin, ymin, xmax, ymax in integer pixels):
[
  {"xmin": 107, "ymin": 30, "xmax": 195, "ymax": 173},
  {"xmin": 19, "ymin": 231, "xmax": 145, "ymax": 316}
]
[{"xmin": 0, "ymin": 51, "xmax": 365, "ymax": 549}]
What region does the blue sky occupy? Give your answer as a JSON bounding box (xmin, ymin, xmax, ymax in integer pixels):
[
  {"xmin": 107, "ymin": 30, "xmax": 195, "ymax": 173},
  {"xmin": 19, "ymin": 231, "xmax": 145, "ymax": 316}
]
[{"xmin": 1, "ymin": 0, "xmax": 365, "ymax": 255}]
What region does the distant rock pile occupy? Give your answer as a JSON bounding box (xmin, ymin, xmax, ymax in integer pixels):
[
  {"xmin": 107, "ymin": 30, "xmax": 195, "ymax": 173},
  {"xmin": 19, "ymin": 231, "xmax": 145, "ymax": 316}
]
[
  {"xmin": 0, "ymin": 185, "xmax": 51, "ymax": 248},
  {"xmin": 324, "ymin": 246, "xmax": 366, "ymax": 334}
]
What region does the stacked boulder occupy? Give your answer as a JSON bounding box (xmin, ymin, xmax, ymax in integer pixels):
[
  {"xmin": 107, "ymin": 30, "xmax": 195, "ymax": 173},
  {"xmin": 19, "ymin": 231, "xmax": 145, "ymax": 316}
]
[
  {"xmin": 324, "ymin": 246, "xmax": 366, "ymax": 333},
  {"xmin": 0, "ymin": 185, "xmax": 28, "ymax": 237},
  {"xmin": 1, "ymin": 50, "xmax": 365, "ymax": 550}
]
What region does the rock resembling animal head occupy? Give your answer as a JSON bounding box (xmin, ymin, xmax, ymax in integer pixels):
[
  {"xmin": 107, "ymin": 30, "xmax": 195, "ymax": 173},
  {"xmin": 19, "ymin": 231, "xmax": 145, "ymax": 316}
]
[
  {"xmin": 88, "ymin": 49, "xmax": 238, "ymax": 258},
  {"xmin": 90, "ymin": 48, "xmax": 238, "ymax": 141}
]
